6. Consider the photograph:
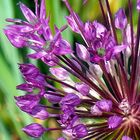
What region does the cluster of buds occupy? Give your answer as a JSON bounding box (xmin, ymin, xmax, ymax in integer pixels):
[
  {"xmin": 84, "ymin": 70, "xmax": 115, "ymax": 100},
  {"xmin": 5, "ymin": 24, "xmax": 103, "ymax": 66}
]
[{"xmin": 4, "ymin": 0, "xmax": 140, "ymax": 140}]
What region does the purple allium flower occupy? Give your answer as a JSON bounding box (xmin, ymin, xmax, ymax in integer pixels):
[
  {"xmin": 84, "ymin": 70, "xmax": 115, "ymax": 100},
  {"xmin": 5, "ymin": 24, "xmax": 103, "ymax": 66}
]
[
  {"xmin": 22, "ymin": 123, "xmax": 46, "ymax": 138},
  {"xmin": 4, "ymin": 0, "xmax": 72, "ymax": 66},
  {"xmin": 4, "ymin": 0, "xmax": 140, "ymax": 139},
  {"xmin": 108, "ymin": 115, "xmax": 123, "ymax": 129}
]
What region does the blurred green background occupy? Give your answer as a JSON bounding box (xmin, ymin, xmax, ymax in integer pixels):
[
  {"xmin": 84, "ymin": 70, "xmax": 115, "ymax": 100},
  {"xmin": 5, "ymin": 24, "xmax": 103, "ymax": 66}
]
[{"xmin": 0, "ymin": 0, "xmax": 137, "ymax": 140}]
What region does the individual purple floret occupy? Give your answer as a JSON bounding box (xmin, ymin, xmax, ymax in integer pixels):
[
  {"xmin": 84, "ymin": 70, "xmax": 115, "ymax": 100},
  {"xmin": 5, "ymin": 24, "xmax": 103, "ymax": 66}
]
[
  {"xmin": 89, "ymin": 31, "xmax": 128, "ymax": 62},
  {"xmin": 108, "ymin": 115, "xmax": 123, "ymax": 129},
  {"xmin": 19, "ymin": 63, "xmax": 46, "ymax": 86},
  {"xmin": 72, "ymin": 124, "xmax": 88, "ymax": 138},
  {"xmin": 28, "ymin": 105, "xmax": 49, "ymax": 120},
  {"xmin": 96, "ymin": 99, "xmax": 112, "ymax": 112},
  {"xmin": 60, "ymin": 93, "xmax": 81, "ymax": 107},
  {"xmin": 15, "ymin": 94, "xmax": 40, "ymax": 113},
  {"xmin": 90, "ymin": 105, "xmax": 103, "ymax": 116},
  {"xmin": 115, "ymin": 8, "xmax": 127, "ymax": 30},
  {"xmin": 22, "ymin": 123, "xmax": 46, "ymax": 138},
  {"xmin": 75, "ymin": 82, "xmax": 90, "ymax": 96}
]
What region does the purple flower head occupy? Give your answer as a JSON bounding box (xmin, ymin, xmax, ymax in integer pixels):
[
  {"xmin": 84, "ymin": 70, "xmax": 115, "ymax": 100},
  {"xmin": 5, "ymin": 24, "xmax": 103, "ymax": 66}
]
[
  {"xmin": 29, "ymin": 105, "xmax": 49, "ymax": 120},
  {"xmin": 115, "ymin": 8, "xmax": 127, "ymax": 30},
  {"xmin": 96, "ymin": 99, "xmax": 112, "ymax": 112},
  {"xmin": 75, "ymin": 82, "xmax": 90, "ymax": 96},
  {"xmin": 108, "ymin": 115, "xmax": 123, "ymax": 129},
  {"xmin": 60, "ymin": 93, "xmax": 81, "ymax": 107},
  {"xmin": 49, "ymin": 26, "xmax": 72, "ymax": 56},
  {"xmin": 72, "ymin": 124, "xmax": 88, "ymax": 138},
  {"xmin": 122, "ymin": 136, "xmax": 133, "ymax": 140},
  {"xmin": 22, "ymin": 123, "xmax": 46, "ymax": 138},
  {"xmin": 4, "ymin": 0, "xmax": 72, "ymax": 67},
  {"xmin": 5, "ymin": 0, "xmax": 140, "ymax": 139},
  {"xmin": 59, "ymin": 105, "xmax": 80, "ymax": 129}
]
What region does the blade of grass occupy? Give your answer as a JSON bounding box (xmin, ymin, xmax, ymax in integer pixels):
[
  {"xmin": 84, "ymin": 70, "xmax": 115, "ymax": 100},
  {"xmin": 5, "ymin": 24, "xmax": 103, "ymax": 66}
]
[
  {"xmin": 0, "ymin": 121, "xmax": 11, "ymax": 140},
  {"xmin": 0, "ymin": 0, "xmax": 23, "ymax": 84}
]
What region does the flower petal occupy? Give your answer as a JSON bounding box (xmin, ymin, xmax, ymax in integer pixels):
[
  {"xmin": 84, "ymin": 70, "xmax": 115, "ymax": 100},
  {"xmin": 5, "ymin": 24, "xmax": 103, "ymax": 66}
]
[
  {"xmin": 76, "ymin": 43, "xmax": 90, "ymax": 61},
  {"xmin": 19, "ymin": 2, "xmax": 37, "ymax": 23},
  {"xmin": 66, "ymin": 15, "xmax": 81, "ymax": 33},
  {"xmin": 4, "ymin": 29, "xmax": 26, "ymax": 48},
  {"xmin": 112, "ymin": 45, "xmax": 128, "ymax": 56},
  {"xmin": 40, "ymin": 0, "xmax": 46, "ymax": 20},
  {"xmin": 115, "ymin": 8, "xmax": 127, "ymax": 30}
]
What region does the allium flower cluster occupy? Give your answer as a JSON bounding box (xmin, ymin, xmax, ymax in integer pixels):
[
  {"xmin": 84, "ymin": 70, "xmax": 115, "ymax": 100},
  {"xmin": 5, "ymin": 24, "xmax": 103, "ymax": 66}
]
[{"xmin": 4, "ymin": 0, "xmax": 140, "ymax": 139}]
